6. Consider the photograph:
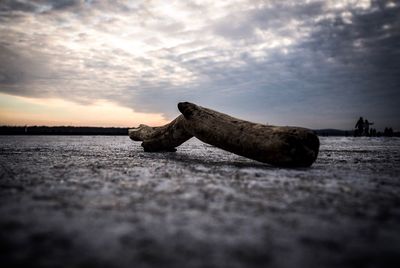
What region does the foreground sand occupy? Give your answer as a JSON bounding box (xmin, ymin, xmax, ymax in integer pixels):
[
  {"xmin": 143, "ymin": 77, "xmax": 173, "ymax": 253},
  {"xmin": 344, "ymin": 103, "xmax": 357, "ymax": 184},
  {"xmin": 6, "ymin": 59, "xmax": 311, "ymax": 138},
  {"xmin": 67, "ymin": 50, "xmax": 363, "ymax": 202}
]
[{"xmin": 1, "ymin": 136, "xmax": 400, "ymax": 267}]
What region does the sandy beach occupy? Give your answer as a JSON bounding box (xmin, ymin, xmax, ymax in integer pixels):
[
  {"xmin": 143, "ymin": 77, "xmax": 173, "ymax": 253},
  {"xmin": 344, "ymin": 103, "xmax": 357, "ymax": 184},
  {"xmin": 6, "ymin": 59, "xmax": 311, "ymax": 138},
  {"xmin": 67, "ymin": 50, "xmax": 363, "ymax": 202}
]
[{"xmin": 1, "ymin": 136, "xmax": 400, "ymax": 267}]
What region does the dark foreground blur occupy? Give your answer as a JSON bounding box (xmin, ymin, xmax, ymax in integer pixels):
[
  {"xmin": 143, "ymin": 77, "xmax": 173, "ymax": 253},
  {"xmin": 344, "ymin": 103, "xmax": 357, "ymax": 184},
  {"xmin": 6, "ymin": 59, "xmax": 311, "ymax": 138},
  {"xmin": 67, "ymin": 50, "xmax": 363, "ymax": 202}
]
[{"xmin": 1, "ymin": 136, "xmax": 400, "ymax": 268}]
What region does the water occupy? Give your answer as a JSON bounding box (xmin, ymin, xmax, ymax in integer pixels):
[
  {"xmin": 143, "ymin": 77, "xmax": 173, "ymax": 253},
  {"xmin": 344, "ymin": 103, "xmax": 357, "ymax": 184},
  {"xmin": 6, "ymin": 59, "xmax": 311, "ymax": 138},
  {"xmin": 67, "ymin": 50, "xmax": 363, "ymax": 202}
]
[{"xmin": 1, "ymin": 136, "xmax": 400, "ymax": 267}]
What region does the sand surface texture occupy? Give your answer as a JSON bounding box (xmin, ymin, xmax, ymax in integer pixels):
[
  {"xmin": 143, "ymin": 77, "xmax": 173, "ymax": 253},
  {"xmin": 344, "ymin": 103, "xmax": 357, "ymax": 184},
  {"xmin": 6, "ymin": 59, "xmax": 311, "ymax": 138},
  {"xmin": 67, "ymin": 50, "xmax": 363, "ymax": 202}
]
[{"xmin": 1, "ymin": 136, "xmax": 400, "ymax": 268}]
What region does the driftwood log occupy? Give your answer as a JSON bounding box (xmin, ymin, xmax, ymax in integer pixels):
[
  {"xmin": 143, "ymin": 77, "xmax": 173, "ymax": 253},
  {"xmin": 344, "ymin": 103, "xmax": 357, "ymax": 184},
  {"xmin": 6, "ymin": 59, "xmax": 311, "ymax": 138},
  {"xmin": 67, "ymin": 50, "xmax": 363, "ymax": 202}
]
[{"xmin": 129, "ymin": 102, "xmax": 319, "ymax": 167}]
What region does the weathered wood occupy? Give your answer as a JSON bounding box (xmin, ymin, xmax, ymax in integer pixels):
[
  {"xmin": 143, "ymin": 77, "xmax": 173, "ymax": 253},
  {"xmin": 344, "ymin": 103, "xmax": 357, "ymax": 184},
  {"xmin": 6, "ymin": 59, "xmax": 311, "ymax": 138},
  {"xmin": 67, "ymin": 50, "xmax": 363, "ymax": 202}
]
[
  {"xmin": 178, "ymin": 102, "xmax": 319, "ymax": 167},
  {"xmin": 129, "ymin": 102, "xmax": 319, "ymax": 167},
  {"xmin": 129, "ymin": 115, "xmax": 192, "ymax": 152}
]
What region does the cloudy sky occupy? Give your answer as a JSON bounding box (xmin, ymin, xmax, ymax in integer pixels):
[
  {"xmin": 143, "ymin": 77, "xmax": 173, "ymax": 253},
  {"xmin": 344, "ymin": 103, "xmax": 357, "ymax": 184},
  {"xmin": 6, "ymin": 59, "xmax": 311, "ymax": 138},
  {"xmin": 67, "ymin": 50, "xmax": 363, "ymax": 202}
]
[{"xmin": 0, "ymin": 0, "xmax": 399, "ymax": 129}]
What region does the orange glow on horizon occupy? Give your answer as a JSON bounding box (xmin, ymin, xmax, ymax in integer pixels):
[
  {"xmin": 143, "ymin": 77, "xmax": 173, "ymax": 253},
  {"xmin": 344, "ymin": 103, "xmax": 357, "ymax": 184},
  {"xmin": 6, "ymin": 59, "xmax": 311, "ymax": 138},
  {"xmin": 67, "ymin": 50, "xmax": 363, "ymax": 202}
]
[{"xmin": 0, "ymin": 93, "xmax": 169, "ymax": 127}]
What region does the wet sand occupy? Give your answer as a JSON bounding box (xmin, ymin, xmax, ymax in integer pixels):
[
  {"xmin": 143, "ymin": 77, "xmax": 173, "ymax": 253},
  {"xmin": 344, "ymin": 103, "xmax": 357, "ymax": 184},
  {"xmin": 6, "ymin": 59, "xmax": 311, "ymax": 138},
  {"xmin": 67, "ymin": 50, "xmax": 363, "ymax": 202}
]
[{"xmin": 1, "ymin": 136, "xmax": 400, "ymax": 268}]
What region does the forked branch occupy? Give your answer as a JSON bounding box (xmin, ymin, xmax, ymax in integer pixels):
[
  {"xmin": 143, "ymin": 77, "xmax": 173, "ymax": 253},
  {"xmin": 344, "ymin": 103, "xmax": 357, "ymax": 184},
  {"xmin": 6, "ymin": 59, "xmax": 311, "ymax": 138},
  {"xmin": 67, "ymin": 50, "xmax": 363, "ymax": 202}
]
[{"xmin": 129, "ymin": 102, "xmax": 319, "ymax": 167}]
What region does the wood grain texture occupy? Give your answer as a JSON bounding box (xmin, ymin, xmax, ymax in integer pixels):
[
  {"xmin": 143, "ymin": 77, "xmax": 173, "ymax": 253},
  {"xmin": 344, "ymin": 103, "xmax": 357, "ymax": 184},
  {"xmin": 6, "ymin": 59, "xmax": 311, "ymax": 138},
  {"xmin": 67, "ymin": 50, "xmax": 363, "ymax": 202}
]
[
  {"xmin": 129, "ymin": 102, "xmax": 319, "ymax": 167},
  {"xmin": 129, "ymin": 115, "xmax": 192, "ymax": 152}
]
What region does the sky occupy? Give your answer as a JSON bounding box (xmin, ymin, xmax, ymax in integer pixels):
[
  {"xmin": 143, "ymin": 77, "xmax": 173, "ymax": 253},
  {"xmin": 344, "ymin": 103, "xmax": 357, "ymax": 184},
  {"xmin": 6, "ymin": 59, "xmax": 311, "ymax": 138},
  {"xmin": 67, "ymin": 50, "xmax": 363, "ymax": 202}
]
[{"xmin": 0, "ymin": 0, "xmax": 399, "ymax": 129}]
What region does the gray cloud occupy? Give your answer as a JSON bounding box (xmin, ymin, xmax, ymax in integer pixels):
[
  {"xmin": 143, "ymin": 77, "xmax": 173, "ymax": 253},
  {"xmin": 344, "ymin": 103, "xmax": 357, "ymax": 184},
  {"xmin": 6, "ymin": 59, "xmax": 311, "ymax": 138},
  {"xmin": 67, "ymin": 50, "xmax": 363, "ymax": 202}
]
[
  {"xmin": 0, "ymin": 0, "xmax": 399, "ymax": 129},
  {"xmin": 0, "ymin": 0, "xmax": 81, "ymax": 14},
  {"xmin": 0, "ymin": 0, "xmax": 37, "ymax": 13}
]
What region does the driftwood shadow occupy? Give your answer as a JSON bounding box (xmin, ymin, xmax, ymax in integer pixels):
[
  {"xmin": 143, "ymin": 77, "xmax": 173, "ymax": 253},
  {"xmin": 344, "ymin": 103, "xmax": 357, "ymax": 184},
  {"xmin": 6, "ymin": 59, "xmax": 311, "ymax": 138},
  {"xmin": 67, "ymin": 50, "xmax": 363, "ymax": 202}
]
[{"xmin": 129, "ymin": 150, "xmax": 293, "ymax": 170}]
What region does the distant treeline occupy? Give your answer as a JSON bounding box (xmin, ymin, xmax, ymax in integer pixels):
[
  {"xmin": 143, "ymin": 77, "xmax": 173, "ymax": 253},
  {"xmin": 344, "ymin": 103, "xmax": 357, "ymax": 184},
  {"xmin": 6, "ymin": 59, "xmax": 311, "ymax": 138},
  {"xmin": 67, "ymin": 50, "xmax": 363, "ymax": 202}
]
[
  {"xmin": 1, "ymin": 126, "xmax": 399, "ymax": 137},
  {"xmin": 314, "ymin": 129, "xmax": 352, "ymax": 136},
  {"xmin": 314, "ymin": 129, "xmax": 399, "ymax": 137},
  {"xmin": 0, "ymin": 126, "xmax": 128, "ymax": 135}
]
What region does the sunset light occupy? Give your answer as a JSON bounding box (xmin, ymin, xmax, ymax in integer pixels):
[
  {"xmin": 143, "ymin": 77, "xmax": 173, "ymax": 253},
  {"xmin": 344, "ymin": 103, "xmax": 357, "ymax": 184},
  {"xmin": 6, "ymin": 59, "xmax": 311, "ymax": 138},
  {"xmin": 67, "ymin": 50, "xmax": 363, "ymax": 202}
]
[
  {"xmin": 0, "ymin": 93, "xmax": 167, "ymax": 127},
  {"xmin": 0, "ymin": 0, "xmax": 399, "ymax": 129}
]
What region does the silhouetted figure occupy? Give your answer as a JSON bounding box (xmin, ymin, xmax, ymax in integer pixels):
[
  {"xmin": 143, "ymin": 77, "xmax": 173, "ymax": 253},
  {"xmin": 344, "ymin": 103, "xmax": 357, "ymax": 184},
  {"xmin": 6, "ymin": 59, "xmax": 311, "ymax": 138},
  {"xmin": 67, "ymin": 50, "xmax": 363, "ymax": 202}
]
[
  {"xmin": 364, "ymin": 119, "xmax": 374, "ymax": 136},
  {"xmin": 355, "ymin": 117, "xmax": 364, "ymax": 137}
]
